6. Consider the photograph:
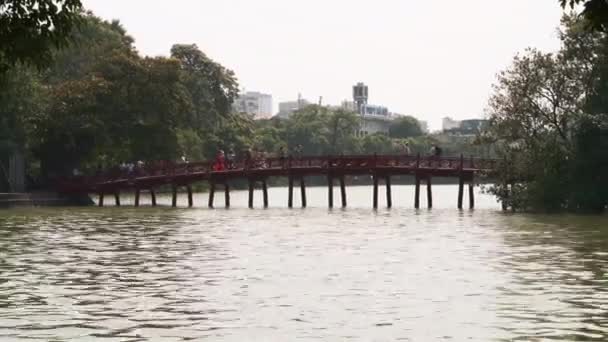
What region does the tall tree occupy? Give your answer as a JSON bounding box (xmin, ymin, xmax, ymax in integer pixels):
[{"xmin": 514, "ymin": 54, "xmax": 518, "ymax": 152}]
[
  {"xmin": 0, "ymin": 0, "xmax": 83, "ymax": 74},
  {"xmin": 487, "ymin": 15, "xmax": 608, "ymax": 212},
  {"xmin": 389, "ymin": 116, "xmax": 423, "ymax": 139},
  {"xmin": 170, "ymin": 44, "xmax": 239, "ymax": 130},
  {"xmin": 561, "ymin": 0, "xmax": 608, "ymax": 31}
]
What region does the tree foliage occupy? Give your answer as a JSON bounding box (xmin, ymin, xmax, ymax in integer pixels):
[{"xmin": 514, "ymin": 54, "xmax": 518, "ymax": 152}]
[
  {"xmin": 561, "ymin": 0, "xmax": 608, "ymax": 31},
  {"xmin": 487, "ymin": 15, "xmax": 608, "ymax": 212},
  {"xmin": 0, "ymin": 0, "xmax": 83, "ymax": 73},
  {"xmin": 1, "ymin": 12, "xmax": 244, "ymax": 182},
  {"xmin": 389, "ymin": 116, "xmax": 423, "ymax": 139}
]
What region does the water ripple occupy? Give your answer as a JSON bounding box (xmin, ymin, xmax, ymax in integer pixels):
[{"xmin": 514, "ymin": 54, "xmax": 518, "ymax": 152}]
[{"xmin": 0, "ymin": 188, "xmax": 607, "ymax": 340}]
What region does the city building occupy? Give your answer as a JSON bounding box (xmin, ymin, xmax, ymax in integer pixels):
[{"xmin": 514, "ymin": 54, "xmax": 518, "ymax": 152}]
[
  {"xmin": 442, "ymin": 117, "xmax": 461, "ymax": 131},
  {"xmin": 459, "ymin": 119, "xmax": 489, "ymax": 134},
  {"xmin": 276, "ymin": 95, "xmax": 312, "ymax": 119},
  {"xmin": 232, "ymin": 91, "xmax": 273, "ymax": 120},
  {"xmin": 351, "ymin": 82, "xmax": 393, "ymax": 136},
  {"xmin": 442, "ymin": 117, "xmax": 489, "ymax": 135}
]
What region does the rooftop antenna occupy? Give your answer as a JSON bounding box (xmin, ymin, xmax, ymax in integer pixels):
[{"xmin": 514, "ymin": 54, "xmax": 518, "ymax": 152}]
[{"xmin": 318, "ymin": 96, "xmax": 323, "ymax": 106}]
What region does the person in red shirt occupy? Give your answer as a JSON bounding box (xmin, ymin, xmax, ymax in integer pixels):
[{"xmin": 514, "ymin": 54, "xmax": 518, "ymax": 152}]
[{"xmin": 214, "ymin": 150, "xmax": 226, "ymax": 171}]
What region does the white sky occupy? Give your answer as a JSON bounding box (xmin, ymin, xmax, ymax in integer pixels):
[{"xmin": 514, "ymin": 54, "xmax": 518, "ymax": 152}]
[{"xmin": 82, "ymin": 0, "xmax": 564, "ymax": 130}]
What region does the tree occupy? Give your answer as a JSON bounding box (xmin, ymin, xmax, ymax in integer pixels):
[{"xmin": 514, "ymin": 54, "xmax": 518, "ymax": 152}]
[
  {"xmin": 487, "ymin": 15, "xmax": 608, "ymax": 212},
  {"xmin": 170, "ymin": 44, "xmax": 239, "ymax": 130},
  {"xmin": 28, "ymin": 14, "xmax": 193, "ymax": 176},
  {"xmin": 561, "ymin": 0, "xmax": 608, "ymax": 31},
  {"xmin": 285, "ymin": 105, "xmax": 331, "ymax": 155},
  {"xmin": 0, "ymin": 0, "xmax": 83, "ymax": 73},
  {"xmin": 326, "ymin": 109, "xmax": 360, "ymax": 154},
  {"xmin": 389, "ymin": 116, "xmax": 423, "ymax": 139}
]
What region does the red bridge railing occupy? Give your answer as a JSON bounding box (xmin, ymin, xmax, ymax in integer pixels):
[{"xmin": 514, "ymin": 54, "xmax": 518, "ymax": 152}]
[{"xmin": 57, "ymin": 154, "xmax": 498, "ymax": 194}]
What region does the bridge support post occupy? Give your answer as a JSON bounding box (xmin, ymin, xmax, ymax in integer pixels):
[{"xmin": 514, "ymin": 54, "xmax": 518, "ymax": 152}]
[
  {"xmin": 262, "ymin": 179, "xmax": 268, "ymax": 208},
  {"xmin": 340, "ymin": 176, "xmax": 347, "ymax": 208},
  {"xmin": 458, "ymin": 176, "xmax": 464, "ymax": 210},
  {"xmin": 172, "ymin": 185, "xmax": 177, "ymax": 208},
  {"xmin": 187, "ymin": 185, "xmax": 193, "ymax": 208},
  {"xmin": 469, "ymin": 183, "xmax": 475, "ymax": 209},
  {"xmin": 328, "ymin": 176, "xmax": 334, "ymax": 208},
  {"xmin": 114, "ymin": 192, "xmax": 120, "ymax": 206},
  {"xmin": 288, "ymin": 177, "xmax": 294, "ymax": 208},
  {"xmin": 427, "ymin": 177, "xmax": 433, "ymax": 209},
  {"xmin": 414, "ymin": 176, "xmax": 420, "ymax": 209},
  {"xmin": 373, "ymin": 175, "xmax": 379, "ymax": 209},
  {"xmin": 386, "ymin": 176, "xmax": 392, "ymax": 208},
  {"xmin": 150, "ymin": 189, "xmax": 157, "ymax": 206},
  {"xmin": 224, "ymin": 183, "xmax": 230, "ymax": 208},
  {"xmin": 98, "ymin": 193, "xmax": 104, "ymax": 207},
  {"xmin": 248, "ymin": 180, "xmax": 254, "ymax": 209},
  {"xmin": 300, "ymin": 178, "xmax": 307, "ymax": 208},
  {"xmin": 134, "ymin": 189, "xmax": 140, "ymax": 207},
  {"xmin": 208, "ymin": 182, "xmax": 215, "ymax": 208}
]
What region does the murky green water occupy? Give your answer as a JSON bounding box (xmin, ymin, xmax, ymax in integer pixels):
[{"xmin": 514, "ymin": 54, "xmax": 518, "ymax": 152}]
[{"xmin": 0, "ymin": 185, "xmax": 607, "ymax": 341}]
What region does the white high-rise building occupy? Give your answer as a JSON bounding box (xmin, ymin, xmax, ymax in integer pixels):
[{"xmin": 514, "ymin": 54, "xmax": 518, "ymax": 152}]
[{"xmin": 233, "ymin": 91, "xmax": 273, "ymax": 120}]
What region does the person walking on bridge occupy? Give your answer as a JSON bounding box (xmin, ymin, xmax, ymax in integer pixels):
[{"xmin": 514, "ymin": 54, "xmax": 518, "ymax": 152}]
[
  {"xmin": 213, "ymin": 150, "xmax": 226, "ymax": 171},
  {"xmin": 278, "ymin": 146, "xmax": 286, "ymax": 168},
  {"xmin": 403, "ymin": 141, "xmax": 412, "ymax": 155}
]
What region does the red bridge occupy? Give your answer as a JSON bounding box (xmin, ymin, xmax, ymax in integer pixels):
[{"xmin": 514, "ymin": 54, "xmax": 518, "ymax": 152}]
[{"xmin": 58, "ymin": 154, "xmax": 498, "ymax": 209}]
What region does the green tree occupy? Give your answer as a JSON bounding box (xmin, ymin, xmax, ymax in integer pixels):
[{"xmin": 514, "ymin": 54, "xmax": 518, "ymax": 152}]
[
  {"xmin": 285, "ymin": 105, "xmax": 331, "ymax": 155},
  {"xmin": 561, "ymin": 0, "xmax": 608, "ymax": 31},
  {"xmin": 0, "ymin": 0, "xmax": 83, "ymax": 73},
  {"xmin": 326, "ymin": 109, "xmax": 360, "ymax": 154},
  {"xmin": 28, "ymin": 14, "xmax": 193, "ymax": 176},
  {"xmin": 170, "ymin": 44, "xmax": 239, "ymax": 130},
  {"xmin": 487, "ymin": 15, "xmax": 608, "ymax": 212},
  {"xmin": 389, "ymin": 116, "xmax": 423, "ymax": 139}
]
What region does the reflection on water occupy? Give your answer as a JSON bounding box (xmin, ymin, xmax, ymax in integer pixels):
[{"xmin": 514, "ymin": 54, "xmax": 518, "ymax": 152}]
[{"xmin": 0, "ymin": 186, "xmax": 607, "ymax": 341}]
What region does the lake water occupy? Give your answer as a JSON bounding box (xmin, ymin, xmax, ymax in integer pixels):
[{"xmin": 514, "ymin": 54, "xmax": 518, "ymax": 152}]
[{"xmin": 1, "ymin": 185, "xmax": 607, "ymax": 341}]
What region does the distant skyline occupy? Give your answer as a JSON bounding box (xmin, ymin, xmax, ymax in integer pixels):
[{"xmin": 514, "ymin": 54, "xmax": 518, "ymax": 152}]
[{"xmin": 82, "ymin": 0, "xmax": 564, "ymax": 130}]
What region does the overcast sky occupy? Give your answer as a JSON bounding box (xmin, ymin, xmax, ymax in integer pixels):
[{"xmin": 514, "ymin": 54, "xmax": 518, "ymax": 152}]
[{"xmin": 82, "ymin": 0, "xmax": 564, "ymax": 130}]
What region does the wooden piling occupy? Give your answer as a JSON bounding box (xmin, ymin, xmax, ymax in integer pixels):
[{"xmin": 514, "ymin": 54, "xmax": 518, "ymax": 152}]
[
  {"xmin": 414, "ymin": 176, "xmax": 420, "ymax": 209},
  {"xmin": 187, "ymin": 185, "xmax": 193, "ymax": 208},
  {"xmin": 457, "ymin": 176, "xmax": 464, "ymax": 209},
  {"xmin": 114, "ymin": 192, "xmax": 120, "ymax": 206},
  {"xmin": 340, "ymin": 176, "xmax": 347, "ymax": 208},
  {"xmin": 469, "ymin": 183, "xmax": 475, "ymax": 209},
  {"xmin": 248, "ymin": 180, "xmax": 254, "ymax": 209},
  {"xmin": 134, "ymin": 189, "xmax": 140, "ymax": 207},
  {"xmin": 208, "ymin": 182, "xmax": 215, "ymax": 208},
  {"xmin": 172, "ymin": 185, "xmax": 177, "ymax": 208},
  {"xmin": 386, "ymin": 176, "xmax": 392, "ymax": 208},
  {"xmin": 373, "ymin": 175, "xmax": 379, "ymax": 209},
  {"xmin": 98, "ymin": 193, "xmax": 104, "ymax": 207},
  {"xmin": 328, "ymin": 176, "xmax": 334, "ymax": 208},
  {"xmin": 288, "ymin": 177, "xmax": 294, "ymax": 208},
  {"xmin": 262, "ymin": 179, "xmax": 268, "ymax": 208},
  {"xmin": 150, "ymin": 189, "xmax": 157, "ymax": 206},
  {"xmin": 224, "ymin": 183, "xmax": 230, "ymax": 208},
  {"xmin": 300, "ymin": 178, "xmax": 307, "ymax": 208},
  {"xmin": 427, "ymin": 177, "xmax": 433, "ymax": 209}
]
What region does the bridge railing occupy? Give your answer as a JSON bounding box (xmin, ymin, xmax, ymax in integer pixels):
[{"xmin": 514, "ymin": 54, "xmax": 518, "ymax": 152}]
[{"xmin": 56, "ymin": 154, "xmax": 499, "ymax": 192}]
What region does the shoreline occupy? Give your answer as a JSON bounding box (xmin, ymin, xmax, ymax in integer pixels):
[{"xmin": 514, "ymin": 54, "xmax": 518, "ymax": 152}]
[{"xmin": 0, "ymin": 192, "xmax": 94, "ymax": 208}]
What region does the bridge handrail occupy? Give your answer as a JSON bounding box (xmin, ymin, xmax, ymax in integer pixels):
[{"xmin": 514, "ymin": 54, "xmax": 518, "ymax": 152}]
[{"xmin": 55, "ymin": 154, "xmax": 499, "ymax": 193}]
